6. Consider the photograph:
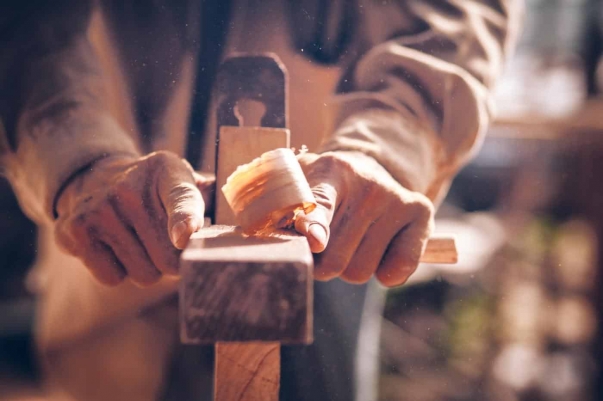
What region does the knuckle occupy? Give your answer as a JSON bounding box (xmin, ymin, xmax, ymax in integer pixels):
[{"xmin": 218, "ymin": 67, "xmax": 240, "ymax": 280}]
[
  {"xmin": 388, "ymin": 192, "xmax": 434, "ymax": 222},
  {"xmin": 412, "ymin": 197, "xmax": 434, "ymax": 222},
  {"xmin": 113, "ymin": 180, "xmax": 141, "ymax": 207},
  {"xmin": 386, "ymin": 196, "xmax": 407, "ymax": 219},
  {"xmin": 308, "ymin": 153, "xmax": 350, "ymax": 180},
  {"xmin": 149, "ymin": 150, "xmax": 172, "ymax": 164},
  {"xmin": 317, "ymin": 153, "xmax": 346, "ymax": 168},
  {"xmin": 415, "ymin": 193, "xmax": 435, "ymax": 213},
  {"xmin": 180, "ymin": 158, "xmax": 195, "ymax": 174},
  {"xmin": 296, "ymin": 152, "xmax": 319, "ymax": 170},
  {"xmin": 146, "ymin": 150, "xmax": 179, "ymax": 170}
]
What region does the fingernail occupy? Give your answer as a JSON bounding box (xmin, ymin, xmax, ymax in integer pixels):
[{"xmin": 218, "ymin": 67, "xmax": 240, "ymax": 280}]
[
  {"xmin": 308, "ymin": 224, "xmax": 327, "ymax": 246},
  {"xmin": 171, "ymin": 221, "xmax": 188, "ymax": 246}
]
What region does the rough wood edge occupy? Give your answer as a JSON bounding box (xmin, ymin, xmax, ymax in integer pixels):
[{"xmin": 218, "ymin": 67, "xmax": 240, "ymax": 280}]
[{"xmin": 421, "ymin": 236, "xmax": 458, "ymax": 264}]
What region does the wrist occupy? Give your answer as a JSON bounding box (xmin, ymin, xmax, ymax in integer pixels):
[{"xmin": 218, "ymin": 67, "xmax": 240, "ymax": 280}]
[{"xmin": 54, "ymin": 153, "xmax": 138, "ymax": 218}]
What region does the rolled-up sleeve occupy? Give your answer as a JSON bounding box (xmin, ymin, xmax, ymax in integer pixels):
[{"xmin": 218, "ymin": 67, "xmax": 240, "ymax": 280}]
[
  {"xmin": 320, "ymin": 0, "xmax": 523, "ymax": 203},
  {"xmin": 0, "ymin": 0, "xmax": 139, "ymax": 223}
]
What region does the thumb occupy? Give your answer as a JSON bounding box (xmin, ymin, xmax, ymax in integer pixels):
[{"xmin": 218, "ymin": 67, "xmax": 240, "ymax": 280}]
[
  {"xmin": 158, "ymin": 162, "xmax": 206, "ymax": 250},
  {"xmin": 295, "ymin": 182, "xmax": 338, "ymax": 253}
]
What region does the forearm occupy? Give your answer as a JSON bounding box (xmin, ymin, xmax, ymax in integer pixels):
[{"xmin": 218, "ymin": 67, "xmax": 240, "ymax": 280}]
[
  {"xmin": 0, "ymin": 1, "xmax": 139, "ymax": 222},
  {"xmin": 320, "ymin": 0, "xmax": 524, "ymax": 203}
]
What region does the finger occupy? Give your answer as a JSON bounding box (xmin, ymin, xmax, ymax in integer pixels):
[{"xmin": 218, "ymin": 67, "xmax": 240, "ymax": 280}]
[
  {"xmin": 311, "ymin": 208, "xmax": 375, "ymax": 281},
  {"xmin": 98, "ymin": 207, "xmax": 161, "ymax": 286},
  {"xmin": 79, "ymin": 241, "xmax": 127, "ymax": 286},
  {"xmin": 58, "ymin": 212, "xmax": 127, "ymax": 286},
  {"xmin": 340, "ymin": 216, "xmax": 401, "ymax": 284},
  {"xmin": 156, "ymin": 160, "xmax": 205, "ymax": 250},
  {"xmin": 294, "ymin": 182, "xmax": 338, "ymax": 253},
  {"xmin": 123, "ymin": 191, "xmax": 180, "ymax": 276},
  {"xmin": 376, "ymin": 217, "xmax": 432, "ymax": 287},
  {"xmin": 135, "ymin": 222, "xmax": 180, "ymax": 276}
]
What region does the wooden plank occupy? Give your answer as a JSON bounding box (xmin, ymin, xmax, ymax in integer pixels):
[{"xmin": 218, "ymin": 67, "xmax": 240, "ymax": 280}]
[
  {"xmin": 215, "ymin": 126, "xmax": 290, "ymax": 225},
  {"xmin": 179, "ymin": 227, "xmax": 454, "ymax": 344},
  {"xmin": 421, "ymin": 237, "xmax": 458, "ymax": 264},
  {"xmin": 215, "ymin": 343, "xmax": 280, "ymax": 401},
  {"xmin": 180, "ymin": 225, "xmax": 313, "ymax": 344},
  {"xmin": 213, "ymin": 125, "xmax": 292, "ymax": 401}
]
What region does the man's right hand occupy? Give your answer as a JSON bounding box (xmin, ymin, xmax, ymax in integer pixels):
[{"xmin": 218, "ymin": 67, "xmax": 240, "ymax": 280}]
[{"xmin": 54, "ymin": 151, "xmax": 214, "ymax": 287}]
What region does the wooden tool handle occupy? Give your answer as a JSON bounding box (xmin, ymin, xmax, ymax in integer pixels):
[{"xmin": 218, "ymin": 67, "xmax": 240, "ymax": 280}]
[{"xmin": 421, "ymin": 236, "xmax": 457, "ymax": 264}]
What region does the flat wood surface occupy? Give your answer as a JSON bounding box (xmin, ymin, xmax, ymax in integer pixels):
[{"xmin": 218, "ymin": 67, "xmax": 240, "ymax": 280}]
[
  {"xmin": 180, "ymin": 226, "xmax": 313, "ymax": 344},
  {"xmin": 216, "ymin": 126, "xmax": 290, "ymax": 225},
  {"xmin": 183, "ymin": 225, "xmax": 314, "ymax": 264},
  {"xmin": 215, "ymin": 342, "xmax": 280, "ymax": 401}
]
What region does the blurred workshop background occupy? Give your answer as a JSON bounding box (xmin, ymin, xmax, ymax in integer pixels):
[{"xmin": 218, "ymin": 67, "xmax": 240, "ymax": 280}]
[{"xmin": 2, "ymin": 0, "xmax": 603, "ymax": 400}]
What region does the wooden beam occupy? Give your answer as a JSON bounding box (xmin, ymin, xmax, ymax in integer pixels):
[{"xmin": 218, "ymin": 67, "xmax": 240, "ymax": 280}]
[
  {"xmin": 212, "ymin": 125, "xmax": 293, "ymax": 401},
  {"xmin": 180, "ymin": 227, "xmax": 455, "ymax": 344},
  {"xmin": 180, "ymin": 225, "xmax": 313, "ymax": 344}
]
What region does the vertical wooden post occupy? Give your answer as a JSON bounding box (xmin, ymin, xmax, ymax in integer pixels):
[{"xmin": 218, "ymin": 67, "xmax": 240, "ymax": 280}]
[{"xmin": 213, "ymin": 125, "xmax": 291, "ymax": 401}]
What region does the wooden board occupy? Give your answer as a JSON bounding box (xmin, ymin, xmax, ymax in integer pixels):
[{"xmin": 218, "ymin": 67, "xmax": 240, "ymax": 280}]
[
  {"xmin": 215, "ymin": 126, "xmax": 290, "ymax": 225},
  {"xmin": 420, "ymin": 236, "xmax": 458, "ymax": 264},
  {"xmin": 215, "ymin": 342, "xmax": 280, "ymax": 401},
  {"xmin": 213, "ymin": 125, "xmax": 293, "ymax": 401},
  {"xmin": 179, "ymin": 225, "xmax": 313, "ymax": 344}
]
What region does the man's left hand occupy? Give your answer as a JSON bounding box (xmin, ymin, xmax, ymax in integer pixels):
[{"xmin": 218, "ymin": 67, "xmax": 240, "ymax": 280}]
[{"xmin": 295, "ymin": 151, "xmax": 434, "ymax": 287}]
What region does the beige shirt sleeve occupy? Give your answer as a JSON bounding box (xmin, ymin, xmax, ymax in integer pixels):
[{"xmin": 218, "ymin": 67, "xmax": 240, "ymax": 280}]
[
  {"xmin": 0, "ymin": 2, "xmax": 140, "ymax": 224},
  {"xmin": 321, "ymin": 0, "xmax": 524, "ymax": 204}
]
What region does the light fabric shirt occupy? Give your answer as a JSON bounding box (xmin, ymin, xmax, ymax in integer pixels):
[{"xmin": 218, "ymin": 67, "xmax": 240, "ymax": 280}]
[{"xmin": 0, "ymin": 1, "xmax": 523, "ymax": 399}]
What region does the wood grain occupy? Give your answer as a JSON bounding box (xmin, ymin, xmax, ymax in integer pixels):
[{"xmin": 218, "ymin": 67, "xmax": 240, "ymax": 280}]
[
  {"xmin": 215, "ymin": 126, "xmax": 290, "ymax": 225},
  {"xmin": 213, "ymin": 125, "xmax": 292, "ymax": 401},
  {"xmin": 180, "ymin": 226, "xmax": 313, "ymax": 344},
  {"xmin": 215, "ymin": 343, "xmax": 280, "ymax": 401}
]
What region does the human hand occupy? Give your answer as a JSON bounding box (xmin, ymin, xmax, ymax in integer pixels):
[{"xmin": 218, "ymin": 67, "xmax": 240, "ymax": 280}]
[
  {"xmin": 54, "ymin": 151, "xmax": 215, "ymax": 286},
  {"xmin": 295, "ymin": 151, "xmax": 434, "ymax": 287}
]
